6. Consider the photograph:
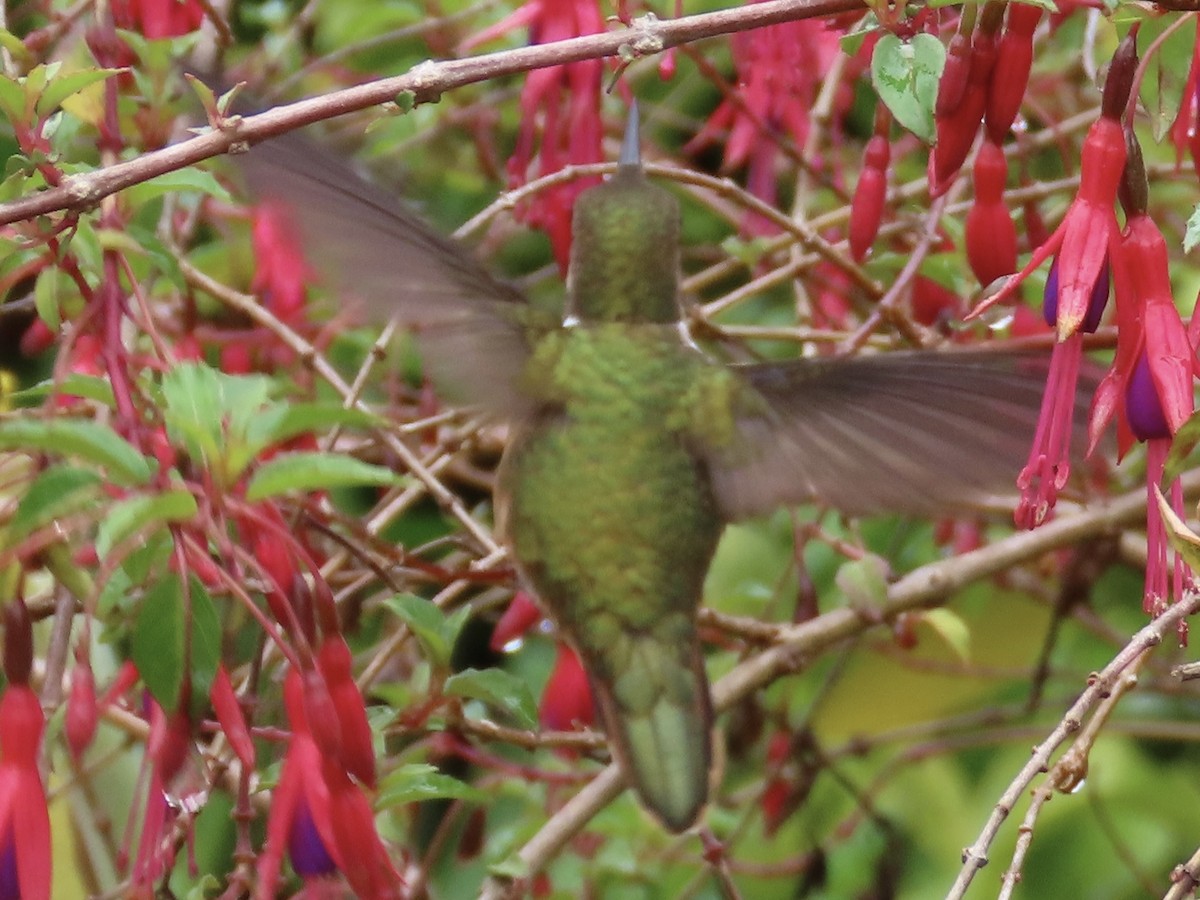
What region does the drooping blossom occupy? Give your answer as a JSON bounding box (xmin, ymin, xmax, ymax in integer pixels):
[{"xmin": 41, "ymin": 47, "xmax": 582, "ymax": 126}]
[
  {"xmin": 111, "ymin": 0, "xmax": 205, "ymax": 39},
  {"xmin": 964, "ymin": 139, "xmax": 1017, "ymax": 287},
  {"xmin": 970, "ymin": 30, "xmax": 1137, "ymax": 527},
  {"xmin": 257, "ymin": 669, "xmax": 401, "ymax": 900},
  {"xmin": 984, "ymin": 2, "xmax": 1043, "ymax": 142},
  {"xmin": 0, "ymin": 600, "xmax": 51, "ymax": 900},
  {"xmin": 929, "ymin": 6, "xmax": 1001, "ymax": 196},
  {"xmin": 1088, "ymin": 210, "xmax": 1199, "ymax": 638},
  {"xmin": 538, "ymin": 643, "xmax": 595, "ymax": 739},
  {"xmin": 687, "ymin": 9, "xmax": 845, "ymax": 233},
  {"xmin": 462, "ymin": 0, "xmax": 606, "ymax": 272}
]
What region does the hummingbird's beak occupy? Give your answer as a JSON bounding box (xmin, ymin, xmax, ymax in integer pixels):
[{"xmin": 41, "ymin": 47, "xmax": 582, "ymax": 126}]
[{"xmin": 619, "ymin": 100, "xmax": 641, "ymax": 170}]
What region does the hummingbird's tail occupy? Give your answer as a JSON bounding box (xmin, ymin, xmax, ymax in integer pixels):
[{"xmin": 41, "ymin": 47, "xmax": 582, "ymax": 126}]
[{"xmin": 588, "ymin": 634, "xmax": 713, "ymax": 832}]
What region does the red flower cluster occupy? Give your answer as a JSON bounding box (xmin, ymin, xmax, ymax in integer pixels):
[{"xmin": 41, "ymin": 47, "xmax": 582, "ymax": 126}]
[
  {"xmin": 463, "ymin": 0, "xmax": 606, "ymax": 272},
  {"xmin": 688, "ymin": 9, "xmax": 845, "ymax": 234}
]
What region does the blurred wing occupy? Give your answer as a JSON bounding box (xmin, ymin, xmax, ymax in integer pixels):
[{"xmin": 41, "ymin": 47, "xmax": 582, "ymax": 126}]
[
  {"xmin": 712, "ymin": 350, "xmax": 1095, "ymax": 518},
  {"xmin": 236, "ymin": 129, "xmax": 542, "ymax": 414}
]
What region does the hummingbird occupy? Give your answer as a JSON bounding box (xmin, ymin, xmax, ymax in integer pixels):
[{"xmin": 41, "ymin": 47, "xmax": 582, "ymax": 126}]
[{"xmin": 237, "ymin": 107, "xmax": 1086, "ymax": 832}]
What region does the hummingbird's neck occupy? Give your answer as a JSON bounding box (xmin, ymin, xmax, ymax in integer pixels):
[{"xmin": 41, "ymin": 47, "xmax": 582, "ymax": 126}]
[{"xmin": 567, "ymin": 169, "xmax": 682, "ymax": 324}]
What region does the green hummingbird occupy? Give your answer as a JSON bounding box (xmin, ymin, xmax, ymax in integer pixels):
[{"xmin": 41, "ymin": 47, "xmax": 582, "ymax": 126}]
[{"xmin": 237, "ymin": 108, "xmax": 1082, "ymax": 832}]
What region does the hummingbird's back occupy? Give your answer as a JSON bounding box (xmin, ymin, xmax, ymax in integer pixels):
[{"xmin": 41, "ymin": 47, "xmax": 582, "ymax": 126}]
[{"xmin": 497, "ymin": 323, "xmax": 728, "ymax": 831}]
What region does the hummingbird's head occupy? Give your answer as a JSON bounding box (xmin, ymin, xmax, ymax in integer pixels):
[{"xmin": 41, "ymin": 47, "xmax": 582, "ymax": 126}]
[{"xmin": 566, "ymin": 109, "xmax": 681, "ymax": 324}]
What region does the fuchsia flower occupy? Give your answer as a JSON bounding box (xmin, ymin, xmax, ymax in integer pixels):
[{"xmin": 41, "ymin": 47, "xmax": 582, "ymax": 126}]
[
  {"xmin": 0, "ymin": 600, "xmax": 50, "ymax": 900},
  {"xmin": 252, "ymin": 202, "xmax": 313, "ymax": 325},
  {"xmin": 848, "ymin": 133, "xmax": 890, "ymax": 263},
  {"xmin": 111, "ymin": 0, "xmax": 205, "ymax": 38},
  {"xmin": 463, "ymin": 0, "xmax": 605, "ymax": 272},
  {"xmin": 970, "ymin": 30, "xmax": 1136, "ymax": 527},
  {"xmin": 258, "ymin": 669, "xmax": 400, "ymax": 899},
  {"xmin": 687, "ymin": 10, "xmax": 844, "ymax": 233},
  {"xmin": 964, "ymin": 139, "xmax": 1017, "ymax": 287},
  {"xmin": 538, "ymin": 644, "xmax": 595, "ymax": 738},
  {"xmin": 1089, "ymin": 212, "xmax": 1199, "ymax": 635}
]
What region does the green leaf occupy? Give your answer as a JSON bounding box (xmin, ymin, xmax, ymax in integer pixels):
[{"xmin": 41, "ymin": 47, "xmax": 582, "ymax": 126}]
[
  {"xmin": 0, "ymin": 30, "xmax": 33, "ymax": 69},
  {"xmin": 920, "ymin": 608, "xmax": 972, "ymax": 663},
  {"xmin": 383, "ymin": 594, "xmax": 471, "ymax": 670},
  {"xmin": 187, "ymin": 578, "xmax": 223, "ymax": 716},
  {"xmin": 245, "ymin": 451, "xmax": 401, "ymax": 501},
  {"xmin": 96, "ymin": 489, "xmax": 198, "ymax": 560},
  {"xmin": 133, "ymin": 576, "xmax": 187, "ymax": 709},
  {"xmin": 34, "ymin": 67, "xmax": 121, "ymax": 117},
  {"xmin": 835, "ymin": 553, "xmax": 891, "ymax": 611},
  {"xmin": 1184, "ymin": 203, "xmax": 1200, "ymax": 255},
  {"xmin": 252, "ymin": 403, "xmax": 384, "ymax": 448},
  {"xmin": 444, "ymin": 667, "xmax": 538, "ymax": 729},
  {"xmin": 33, "ymin": 265, "xmax": 62, "ymax": 331},
  {"xmin": 125, "ymin": 167, "xmax": 232, "ymax": 206},
  {"xmin": 9, "ymin": 466, "xmax": 102, "ymax": 543},
  {"xmin": 0, "ymin": 418, "xmax": 152, "ymax": 485},
  {"xmin": 1155, "ymin": 485, "xmax": 1200, "ymax": 576},
  {"xmin": 161, "ymin": 362, "xmax": 274, "ymax": 478},
  {"xmin": 132, "ymin": 574, "xmax": 222, "ymax": 712},
  {"xmin": 377, "ymin": 763, "xmax": 485, "ymax": 808},
  {"xmin": 13, "ymin": 374, "xmax": 116, "ymax": 407},
  {"xmin": 871, "ymin": 32, "xmax": 944, "ymax": 144},
  {"xmin": 0, "ymin": 73, "xmax": 23, "ymax": 121}
]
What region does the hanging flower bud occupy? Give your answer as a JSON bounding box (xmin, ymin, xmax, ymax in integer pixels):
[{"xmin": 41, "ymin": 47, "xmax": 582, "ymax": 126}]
[
  {"xmin": 849, "ymin": 134, "xmax": 890, "ymax": 263},
  {"xmin": 985, "ymin": 2, "xmax": 1042, "ymax": 141},
  {"xmin": 965, "ymin": 140, "xmax": 1017, "ymax": 286}
]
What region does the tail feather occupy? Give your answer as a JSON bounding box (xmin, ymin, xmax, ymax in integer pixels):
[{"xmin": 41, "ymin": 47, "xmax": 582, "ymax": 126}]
[{"xmin": 589, "ymin": 637, "xmax": 713, "ymax": 832}]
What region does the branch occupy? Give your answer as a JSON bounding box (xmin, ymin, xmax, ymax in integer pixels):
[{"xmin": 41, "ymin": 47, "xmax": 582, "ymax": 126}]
[{"xmin": 0, "ymin": 0, "xmax": 862, "ymax": 227}]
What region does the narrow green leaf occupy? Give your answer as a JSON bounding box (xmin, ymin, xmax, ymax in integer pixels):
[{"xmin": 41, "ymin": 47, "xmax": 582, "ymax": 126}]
[
  {"xmin": 871, "ymin": 33, "xmax": 944, "ymax": 144},
  {"xmin": 132, "ymin": 574, "xmax": 223, "ymax": 713},
  {"xmin": 1184, "ymin": 203, "xmax": 1200, "ymax": 255},
  {"xmin": 35, "ymin": 67, "xmax": 121, "ymax": 117},
  {"xmin": 835, "ymin": 554, "xmax": 891, "ymax": 611},
  {"xmin": 1155, "ymin": 485, "xmax": 1200, "ymax": 576},
  {"xmin": 444, "ymin": 667, "xmax": 538, "ymax": 729},
  {"xmin": 0, "ymin": 73, "xmax": 23, "ymax": 121},
  {"xmin": 921, "ymin": 608, "xmax": 972, "ymax": 663},
  {"xmin": 13, "ymin": 374, "xmax": 117, "ymax": 407},
  {"xmin": 9, "ymin": 466, "xmax": 102, "ymax": 542},
  {"xmin": 1165, "ymin": 406, "xmax": 1200, "ymax": 483},
  {"xmin": 0, "ymin": 418, "xmax": 152, "ymax": 485},
  {"xmin": 33, "ymin": 265, "xmax": 62, "ymax": 331},
  {"xmin": 245, "ymin": 451, "xmax": 401, "ymax": 501},
  {"xmin": 126, "ymin": 167, "xmax": 232, "ymax": 206},
  {"xmin": 253, "ymin": 403, "xmax": 384, "ymax": 449},
  {"xmin": 384, "ymin": 593, "xmax": 453, "ymax": 668},
  {"xmin": 377, "ymin": 763, "xmax": 485, "ymax": 808},
  {"xmin": 96, "ymin": 489, "xmax": 198, "ymax": 560},
  {"xmin": 188, "ymin": 578, "xmax": 223, "ymax": 717},
  {"xmin": 133, "ymin": 576, "xmax": 186, "ymax": 709}
]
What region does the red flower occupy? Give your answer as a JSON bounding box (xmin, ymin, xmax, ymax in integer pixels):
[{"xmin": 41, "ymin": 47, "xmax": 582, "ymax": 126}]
[
  {"xmin": 687, "ymin": 11, "xmax": 844, "ymax": 233},
  {"xmin": 111, "ymin": 0, "xmax": 205, "ymax": 39},
  {"xmin": 1086, "ymin": 214, "xmax": 1198, "ymax": 634},
  {"xmin": 964, "ymin": 139, "xmax": 1017, "ymax": 287},
  {"xmin": 985, "ymin": 2, "xmax": 1042, "ymax": 142},
  {"xmin": 0, "ymin": 687, "xmax": 51, "ymax": 900},
  {"xmin": 252, "ymin": 202, "xmax": 313, "ymax": 324},
  {"xmin": 1012, "ymin": 257, "xmax": 1109, "ymax": 529},
  {"xmin": 0, "ymin": 600, "xmax": 51, "ymax": 900},
  {"xmin": 848, "ymin": 134, "xmax": 889, "ymax": 263},
  {"xmin": 539, "ymin": 643, "xmax": 594, "ymax": 736},
  {"xmin": 463, "ymin": 0, "xmax": 605, "ymax": 272},
  {"xmin": 257, "ymin": 670, "xmax": 401, "ymax": 900},
  {"xmin": 490, "ymin": 591, "xmax": 544, "ymax": 652}
]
